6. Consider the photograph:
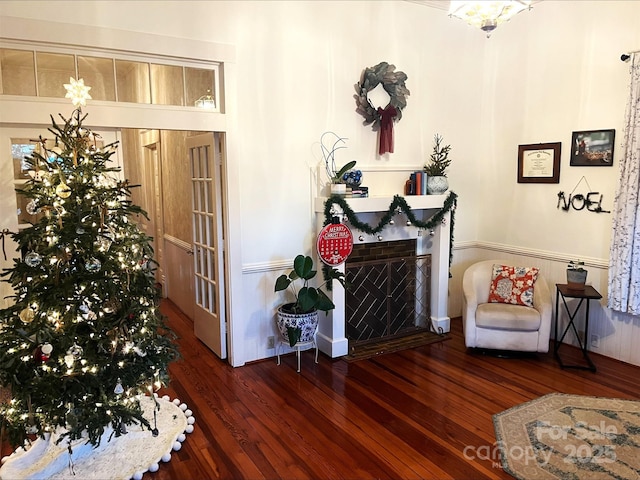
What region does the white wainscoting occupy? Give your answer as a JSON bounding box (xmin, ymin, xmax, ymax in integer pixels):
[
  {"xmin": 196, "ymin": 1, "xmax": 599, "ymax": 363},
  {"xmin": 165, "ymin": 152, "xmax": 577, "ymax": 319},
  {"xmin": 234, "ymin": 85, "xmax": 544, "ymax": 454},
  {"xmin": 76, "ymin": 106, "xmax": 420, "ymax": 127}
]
[
  {"xmin": 240, "ymin": 242, "xmax": 640, "ymax": 367},
  {"xmin": 163, "ymin": 235, "xmax": 195, "ymax": 321}
]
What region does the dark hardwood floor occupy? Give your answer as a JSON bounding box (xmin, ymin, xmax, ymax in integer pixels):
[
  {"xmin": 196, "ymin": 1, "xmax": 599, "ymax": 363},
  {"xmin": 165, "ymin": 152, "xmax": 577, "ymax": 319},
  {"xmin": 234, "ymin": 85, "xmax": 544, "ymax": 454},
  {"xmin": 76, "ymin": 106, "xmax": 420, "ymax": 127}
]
[
  {"xmin": 145, "ymin": 300, "xmax": 640, "ymax": 480},
  {"xmin": 3, "ymin": 299, "xmax": 640, "ymax": 479}
]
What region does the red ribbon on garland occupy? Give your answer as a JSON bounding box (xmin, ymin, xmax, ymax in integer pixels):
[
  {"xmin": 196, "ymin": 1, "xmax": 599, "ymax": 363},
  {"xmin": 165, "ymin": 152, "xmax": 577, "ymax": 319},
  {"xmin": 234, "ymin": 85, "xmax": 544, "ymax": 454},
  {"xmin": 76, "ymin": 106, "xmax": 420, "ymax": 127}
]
[{"xmin": 377, "ymin": 105, "xmax": 398, "ymax": 155}]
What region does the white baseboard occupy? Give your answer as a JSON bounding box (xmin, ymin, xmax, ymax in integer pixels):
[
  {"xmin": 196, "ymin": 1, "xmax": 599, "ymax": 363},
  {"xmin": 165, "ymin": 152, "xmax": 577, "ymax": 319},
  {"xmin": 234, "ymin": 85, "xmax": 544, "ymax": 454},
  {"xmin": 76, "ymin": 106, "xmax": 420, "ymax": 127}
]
[
  {"xmin": 316, "ymin": 332, "xmax": 349, "ymax": 358},
  {"xmin": 432, "ymin": 316, "xmax": 451, "ymax": 334}
]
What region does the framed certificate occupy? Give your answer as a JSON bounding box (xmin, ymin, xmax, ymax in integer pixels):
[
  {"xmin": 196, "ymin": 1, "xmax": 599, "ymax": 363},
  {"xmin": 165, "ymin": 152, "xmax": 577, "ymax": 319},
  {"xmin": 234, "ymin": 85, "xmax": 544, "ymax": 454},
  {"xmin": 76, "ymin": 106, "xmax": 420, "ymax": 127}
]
[{"xmin": 517, "ymin": 142, "xmax": 561, "ymax": 184}]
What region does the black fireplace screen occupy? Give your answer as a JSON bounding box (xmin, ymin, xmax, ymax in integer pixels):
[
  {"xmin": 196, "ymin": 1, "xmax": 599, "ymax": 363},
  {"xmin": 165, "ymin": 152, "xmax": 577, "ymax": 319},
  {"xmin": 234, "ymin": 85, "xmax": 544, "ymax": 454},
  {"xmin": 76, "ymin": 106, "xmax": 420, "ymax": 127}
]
[{"xmin": 345, "ymin": 254, "xmax": 432, "ymax": 345}]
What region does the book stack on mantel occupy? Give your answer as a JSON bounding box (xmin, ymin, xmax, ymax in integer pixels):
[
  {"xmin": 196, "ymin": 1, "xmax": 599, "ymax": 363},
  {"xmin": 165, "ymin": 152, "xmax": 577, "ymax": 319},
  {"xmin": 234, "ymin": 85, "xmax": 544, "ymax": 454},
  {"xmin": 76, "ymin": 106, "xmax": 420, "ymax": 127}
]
[
  {"xmin": 405, "ymin": 171, "xmax": 427, "ymax": 195},
  {"xmin": 345, "ymin": 186, "xmax": 369, "ymax": 198}
]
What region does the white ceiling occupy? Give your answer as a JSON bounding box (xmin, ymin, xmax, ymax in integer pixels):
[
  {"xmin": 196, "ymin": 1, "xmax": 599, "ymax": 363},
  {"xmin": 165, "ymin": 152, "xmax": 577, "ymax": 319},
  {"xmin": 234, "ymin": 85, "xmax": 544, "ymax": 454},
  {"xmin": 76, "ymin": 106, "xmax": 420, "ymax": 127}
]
[
  {"xmin": 406, "ymin": 0, "xmax": 543, "ymax": 12},
  {"xmin": 405, "ymin": 1, "xmax": 451, "ymax": 11}
]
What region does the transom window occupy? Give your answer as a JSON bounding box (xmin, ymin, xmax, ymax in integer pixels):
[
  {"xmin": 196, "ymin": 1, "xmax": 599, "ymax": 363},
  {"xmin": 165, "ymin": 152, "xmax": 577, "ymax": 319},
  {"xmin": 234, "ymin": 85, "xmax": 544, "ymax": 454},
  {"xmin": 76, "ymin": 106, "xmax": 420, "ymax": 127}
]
[{"xmin": 0, "ymin": 47, "xmax": 219, "ymax": 111}]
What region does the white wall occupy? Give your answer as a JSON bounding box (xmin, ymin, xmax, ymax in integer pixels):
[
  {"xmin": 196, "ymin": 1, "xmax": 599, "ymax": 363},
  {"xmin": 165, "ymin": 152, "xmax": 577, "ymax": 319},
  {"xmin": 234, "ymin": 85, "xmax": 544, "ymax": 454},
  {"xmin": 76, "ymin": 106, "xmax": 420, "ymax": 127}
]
[
  {"xmin": 1, "ymin": 1, "xmax": 639, "ymax": 366},
  {"xmin": 468, "ymin": 0, "xmax": 640, "ymax": 366}
]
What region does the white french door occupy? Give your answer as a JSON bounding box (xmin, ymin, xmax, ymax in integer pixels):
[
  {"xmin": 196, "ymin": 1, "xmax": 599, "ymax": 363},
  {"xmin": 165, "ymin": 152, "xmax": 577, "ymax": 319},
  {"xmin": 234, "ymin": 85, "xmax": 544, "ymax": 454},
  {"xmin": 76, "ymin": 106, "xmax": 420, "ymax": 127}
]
[{"xmin": 187, "ymin": 133, "xmax": 227, "ymax": 359}]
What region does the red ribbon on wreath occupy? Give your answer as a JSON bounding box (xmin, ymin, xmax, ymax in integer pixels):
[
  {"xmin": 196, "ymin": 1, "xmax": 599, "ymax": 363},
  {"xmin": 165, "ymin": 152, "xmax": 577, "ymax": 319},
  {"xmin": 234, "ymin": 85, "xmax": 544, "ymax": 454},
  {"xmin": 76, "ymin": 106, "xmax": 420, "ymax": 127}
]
[{"xmin": 377, "ymin": 105, "xmax": 398, "ymax": 155}]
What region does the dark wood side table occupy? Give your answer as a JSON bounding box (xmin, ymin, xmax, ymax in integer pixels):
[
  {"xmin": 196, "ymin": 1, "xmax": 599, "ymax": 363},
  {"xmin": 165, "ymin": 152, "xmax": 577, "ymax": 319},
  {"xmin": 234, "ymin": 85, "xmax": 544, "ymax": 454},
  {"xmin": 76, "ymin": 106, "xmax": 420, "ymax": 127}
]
[{"xmin": 554, "ymin": 284, "xmax": 602, "ymax": 372}]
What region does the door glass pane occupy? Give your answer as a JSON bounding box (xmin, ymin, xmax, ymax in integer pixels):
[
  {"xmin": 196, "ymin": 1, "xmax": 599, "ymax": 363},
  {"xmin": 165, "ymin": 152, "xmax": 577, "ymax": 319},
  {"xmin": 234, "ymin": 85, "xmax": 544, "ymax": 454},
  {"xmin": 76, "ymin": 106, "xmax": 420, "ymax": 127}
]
[
  {"xmin": 11, "ymin": 140, "xmax": 34, "ymax": 180},
  {"xmin": 115, "ymin": 60, "xmax": 150, "ymax": 104},
  {"xmin": 202, "ymin": 146, "xmax": 210, "ymax": 177},
  {"xmin": 208, "ymin": 280, "xmax": 216, "ymax": 313},
  {"xmin": 202, "ymin": 248, "xmax": 209, "ymax": 282},
  {"xmin": 208, "ymin": 245, "xmax": 216, "ymax": 278},
  {"xmin": 150, "ymin": 64, "xmax": 183, "ymax": 106},
  {"xmin": 191, "ymin": 149, "xmax": 200, "ymax": 178},
  {"xmin": 11, "ymin": 139, "xmax": 46, "ymax": 225},
  {"xmin": 206, "ymin": 181, "xmax": 214, "ymax": 214},
  {"xmin": 200, "ymin": 277, "xmax": 208, "ymax": 310},
  {"xmin": 205, "ymin": 215, "xmax": 213, "ymax": 248},
  {"xmin": 194, "ymin": 215, "xmax": 201, "ymax": 244},
  {"xmin": 1, "ymin": 49, "xmax": 36, "ymax": 96},
  {"xmin": 36, "ymin": 52, "xmax": 75, "ymax": 98},
  {"xmin": 185, "ymin": 67, "xmax": 215, "ymax": 109},
  {"xmin": 78, "ymin": 56, "xmax": 115, "ymax": 101},
  {"xmin": 199, "ymin": 183, "xmax": 206, "ymax": 212}
]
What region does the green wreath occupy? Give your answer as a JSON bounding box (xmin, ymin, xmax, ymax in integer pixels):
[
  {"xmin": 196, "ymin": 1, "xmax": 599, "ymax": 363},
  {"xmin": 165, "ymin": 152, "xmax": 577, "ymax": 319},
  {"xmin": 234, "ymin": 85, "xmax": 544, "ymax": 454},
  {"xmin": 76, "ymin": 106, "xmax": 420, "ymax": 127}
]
[{"xmin": 353, "ymin": 62, "xmax": 410, "ymax": 130}]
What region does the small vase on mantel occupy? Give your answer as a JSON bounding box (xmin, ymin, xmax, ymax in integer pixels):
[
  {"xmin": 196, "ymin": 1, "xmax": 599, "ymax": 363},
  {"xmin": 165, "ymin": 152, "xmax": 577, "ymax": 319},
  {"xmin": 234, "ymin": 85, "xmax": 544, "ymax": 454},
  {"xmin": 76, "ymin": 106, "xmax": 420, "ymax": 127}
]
[
  {"xmin": 427, "ymin": 175, "xmax": 449, "ymax": 195},
  {"xmin": 330, "ymin": 183, "xmax": 347, "ymax": 196}
]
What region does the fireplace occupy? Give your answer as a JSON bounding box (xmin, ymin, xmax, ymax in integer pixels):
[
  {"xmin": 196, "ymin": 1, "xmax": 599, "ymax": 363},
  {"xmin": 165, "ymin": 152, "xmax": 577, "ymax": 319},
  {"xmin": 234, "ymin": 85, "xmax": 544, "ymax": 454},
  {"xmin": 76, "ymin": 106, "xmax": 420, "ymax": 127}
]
[
  {"xmin": 345, "ymin": 240, "xmax": 433, "ymax": 349},
  {"xmin": 314, "ymin": 195, "xmax": 451, "ymax": 358}
]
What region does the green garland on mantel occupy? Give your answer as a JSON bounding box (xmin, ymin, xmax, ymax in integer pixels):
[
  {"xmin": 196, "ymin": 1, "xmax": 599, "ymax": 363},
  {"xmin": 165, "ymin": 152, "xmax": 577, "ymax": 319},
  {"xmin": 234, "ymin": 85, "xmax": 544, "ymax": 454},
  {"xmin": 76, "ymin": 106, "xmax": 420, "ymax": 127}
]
[{"xmin": 322, "ymin": 191, "xmax": 458, "ymax": 287}]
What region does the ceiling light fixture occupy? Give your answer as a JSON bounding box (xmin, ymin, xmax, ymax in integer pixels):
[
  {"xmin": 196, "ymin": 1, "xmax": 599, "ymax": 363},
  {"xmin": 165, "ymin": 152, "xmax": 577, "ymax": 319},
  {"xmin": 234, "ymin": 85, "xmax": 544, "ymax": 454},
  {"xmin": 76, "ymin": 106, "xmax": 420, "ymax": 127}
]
[
  {"xmin": 448, "ymin": 1, "xmax": 532, "ymax": 37},
  {"xmin": 195, "ymin": 89, "xmax": 216, "ymax": 110}
]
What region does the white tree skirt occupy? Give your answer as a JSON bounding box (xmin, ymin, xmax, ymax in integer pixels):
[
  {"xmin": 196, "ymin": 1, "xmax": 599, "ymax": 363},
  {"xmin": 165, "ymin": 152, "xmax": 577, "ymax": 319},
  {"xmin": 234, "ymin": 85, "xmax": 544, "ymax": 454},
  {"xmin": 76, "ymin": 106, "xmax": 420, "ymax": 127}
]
[{"xmin": 0, "ymin": 395, "xmax": 195, "ymax": 480}]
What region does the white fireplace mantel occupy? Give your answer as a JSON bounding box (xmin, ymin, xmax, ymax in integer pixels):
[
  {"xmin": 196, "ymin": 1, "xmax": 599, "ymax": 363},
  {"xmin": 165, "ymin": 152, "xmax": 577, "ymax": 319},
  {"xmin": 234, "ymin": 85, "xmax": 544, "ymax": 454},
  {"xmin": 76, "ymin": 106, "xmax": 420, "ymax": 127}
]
[{"xmin": 314, "ymin": 194, "xmax": 452, "ymax": 358}]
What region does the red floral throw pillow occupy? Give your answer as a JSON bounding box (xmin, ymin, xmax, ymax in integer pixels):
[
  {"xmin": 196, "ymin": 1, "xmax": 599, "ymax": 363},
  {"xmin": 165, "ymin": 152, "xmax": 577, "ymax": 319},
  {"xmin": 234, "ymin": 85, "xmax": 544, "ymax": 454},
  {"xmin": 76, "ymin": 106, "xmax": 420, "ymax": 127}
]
[{"xmin": 488, "ymin": 264, "xmax": 539, "ymax": 307}]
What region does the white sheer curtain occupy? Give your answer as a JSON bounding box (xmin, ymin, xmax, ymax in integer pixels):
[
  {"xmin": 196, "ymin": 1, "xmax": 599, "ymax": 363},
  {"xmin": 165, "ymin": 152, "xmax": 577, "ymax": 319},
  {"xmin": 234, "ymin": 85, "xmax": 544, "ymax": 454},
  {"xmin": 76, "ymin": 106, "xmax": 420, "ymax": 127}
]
[{"xmin": 608, "ymin": 53, "xmax": 640, "ymax": 314}]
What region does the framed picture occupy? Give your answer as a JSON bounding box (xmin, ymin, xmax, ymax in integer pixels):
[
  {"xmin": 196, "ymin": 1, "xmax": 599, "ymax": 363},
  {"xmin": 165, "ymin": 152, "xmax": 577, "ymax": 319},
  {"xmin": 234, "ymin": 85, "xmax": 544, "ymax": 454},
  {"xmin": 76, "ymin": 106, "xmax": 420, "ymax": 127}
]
[
  {"xmin": 517, "ymin": 142, "xmax": 561, "ymax": 184},
  {"xmin": 570, "ymin": 129, "xmax": 615, "ymax": 166}
]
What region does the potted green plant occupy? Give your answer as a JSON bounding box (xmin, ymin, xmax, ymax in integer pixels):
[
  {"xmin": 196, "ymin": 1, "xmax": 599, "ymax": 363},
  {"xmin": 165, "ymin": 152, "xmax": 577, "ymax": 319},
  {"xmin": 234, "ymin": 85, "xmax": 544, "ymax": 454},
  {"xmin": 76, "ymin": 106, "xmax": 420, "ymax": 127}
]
[
  {"xmin": 320, "ymin": 131, "xmax": 357, "ymax": 195},
  {"xmin": 567, "ymin": 260, "xmax": 588, "ymax": 290},
  {"xmin": 274, "ymin": 254, "xmax": 346, "ymax": 347},
  {"xmin": 424, "ymin": 133, "xmax": 452, "ymax": 195}
]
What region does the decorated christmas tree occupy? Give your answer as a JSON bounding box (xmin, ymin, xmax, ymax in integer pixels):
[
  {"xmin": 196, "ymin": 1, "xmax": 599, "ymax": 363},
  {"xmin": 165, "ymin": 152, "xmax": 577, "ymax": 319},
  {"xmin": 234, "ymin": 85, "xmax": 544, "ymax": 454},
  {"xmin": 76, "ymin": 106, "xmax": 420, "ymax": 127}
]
[{"xmin": 0, "ymin": 80, "xmax": 179, "ymax": 452}]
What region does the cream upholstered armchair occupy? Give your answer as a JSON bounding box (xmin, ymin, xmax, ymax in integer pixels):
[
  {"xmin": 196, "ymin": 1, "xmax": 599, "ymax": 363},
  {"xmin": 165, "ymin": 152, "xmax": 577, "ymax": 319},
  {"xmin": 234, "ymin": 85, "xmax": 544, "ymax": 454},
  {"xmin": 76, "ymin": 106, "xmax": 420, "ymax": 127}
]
[{"xmin": 462, "ymin": 260, "xmax": 552, "ymax": 353}]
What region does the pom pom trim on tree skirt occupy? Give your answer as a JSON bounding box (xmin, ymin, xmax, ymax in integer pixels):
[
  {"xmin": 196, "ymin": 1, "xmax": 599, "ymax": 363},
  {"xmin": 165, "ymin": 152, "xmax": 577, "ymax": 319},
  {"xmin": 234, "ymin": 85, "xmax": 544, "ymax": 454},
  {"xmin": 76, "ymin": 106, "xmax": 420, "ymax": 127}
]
[{"xmin": 0, "ymin": 395, "xmax": 195, "ymax": 480}]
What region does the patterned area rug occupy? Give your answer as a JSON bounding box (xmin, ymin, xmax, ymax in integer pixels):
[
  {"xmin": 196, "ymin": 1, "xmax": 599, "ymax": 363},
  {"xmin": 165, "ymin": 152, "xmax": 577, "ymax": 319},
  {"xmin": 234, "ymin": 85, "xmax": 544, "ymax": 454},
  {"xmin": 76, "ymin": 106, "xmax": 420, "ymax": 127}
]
[
  {"xmin": 493, "ymin": 393, "xmax": 640, "ymax": 479},
  {"xmin": 344, "ymin": 331, "xmax": 449, "ymax": 362}
]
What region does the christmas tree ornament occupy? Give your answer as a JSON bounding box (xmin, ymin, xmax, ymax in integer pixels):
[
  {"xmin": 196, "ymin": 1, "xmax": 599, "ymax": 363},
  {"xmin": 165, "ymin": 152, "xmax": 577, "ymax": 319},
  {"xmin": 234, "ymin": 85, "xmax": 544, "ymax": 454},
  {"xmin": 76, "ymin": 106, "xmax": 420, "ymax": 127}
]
[
  {"xmin": 67, "ymin": 343, "xmax": 84, "ymax": 359},
  {"xmin": 39, "ymin": 343, "xmax": 53, "ymax": 362},
  {"xmin": 26, "ymin": 200, "xmax": 40, "ymax": 215},
  {"xmin": 133, "ymin": 345, "xmax": 147, "ymax": 357},
  {"xmin": 84, "ymin": 257, "xmax": 102, "ymax": 273},
  {"xmin": 24, "ymin": 251, "xmax": 42, "ymax": 267},
  {"xmin": 27, "ymin": 170, "xmax": 44, "ymax": 182},
  {"xmin": 94, "ymin": 236, "xmax": 112, "ymax": 252},
  {"xmin": 19, "ymin": 307, "xmax": 35, "ymax": 323},
  {"xmin": 64, "ymin": 354, "xmax": 75, "ymax": 368},
  {"xmin": 56, "ymin": 181, "xmax": 72, "ymax": 199},
  {"xmin": 114, "ymin": 379, "xmax": 124, "ymax": 395}
]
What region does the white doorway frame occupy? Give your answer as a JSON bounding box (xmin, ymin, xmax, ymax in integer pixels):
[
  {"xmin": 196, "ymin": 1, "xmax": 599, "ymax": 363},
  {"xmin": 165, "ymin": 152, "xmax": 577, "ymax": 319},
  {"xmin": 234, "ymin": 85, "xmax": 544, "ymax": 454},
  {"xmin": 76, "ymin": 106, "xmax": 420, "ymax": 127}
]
[{"xmin": 0, "ymin": 16, "xmax": 245, "ymax": 367}]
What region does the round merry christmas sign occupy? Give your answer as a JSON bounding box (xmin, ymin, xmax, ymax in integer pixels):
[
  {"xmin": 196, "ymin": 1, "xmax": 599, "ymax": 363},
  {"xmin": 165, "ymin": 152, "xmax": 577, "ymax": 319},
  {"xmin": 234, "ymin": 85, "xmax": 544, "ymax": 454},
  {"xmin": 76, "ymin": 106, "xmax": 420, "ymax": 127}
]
[{"xmin": 317, "ymin": 223, "xmax": 353, "ymax": 266}]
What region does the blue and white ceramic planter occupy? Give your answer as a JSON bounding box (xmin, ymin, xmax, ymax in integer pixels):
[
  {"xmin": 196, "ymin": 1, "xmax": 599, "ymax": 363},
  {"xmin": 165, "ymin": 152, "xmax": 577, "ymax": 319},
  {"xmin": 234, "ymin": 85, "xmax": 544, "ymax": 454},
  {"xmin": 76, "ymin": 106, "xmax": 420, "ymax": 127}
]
[{"xmin": 276, "ymin": 306, "xmax": 318, "ymax": 344}]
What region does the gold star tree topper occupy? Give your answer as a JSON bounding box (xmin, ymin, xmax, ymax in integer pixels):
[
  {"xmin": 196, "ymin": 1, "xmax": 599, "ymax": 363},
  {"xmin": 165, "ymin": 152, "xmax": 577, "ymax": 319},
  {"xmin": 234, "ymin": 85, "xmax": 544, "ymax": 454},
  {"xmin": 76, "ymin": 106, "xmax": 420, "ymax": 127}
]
[{"xmin": 64, "ymin": 77, "xmax": 92, "ymax": 107}]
